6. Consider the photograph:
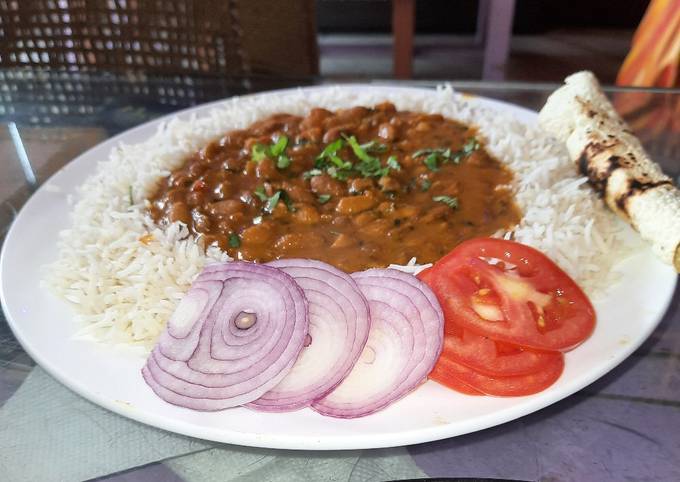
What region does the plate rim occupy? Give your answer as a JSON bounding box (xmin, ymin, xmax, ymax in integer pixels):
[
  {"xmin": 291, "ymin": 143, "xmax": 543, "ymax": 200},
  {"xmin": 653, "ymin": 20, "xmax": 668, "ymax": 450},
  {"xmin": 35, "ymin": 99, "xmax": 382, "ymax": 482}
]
[{"xmin": 1, "ymin": 83, "xmax": 677, "ymax": 450}]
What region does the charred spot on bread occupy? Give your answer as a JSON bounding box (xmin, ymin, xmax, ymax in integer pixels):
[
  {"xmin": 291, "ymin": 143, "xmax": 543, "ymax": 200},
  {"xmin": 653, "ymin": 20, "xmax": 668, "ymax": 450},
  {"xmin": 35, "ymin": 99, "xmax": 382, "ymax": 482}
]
[
  {"xmin": 615, "ymin": 179, "xmax": 673, "ymax": 215},
  {"xmin": 630, "ymin": 179, "xmax": 673, "ymax": 192},
  {"xmin": 585, "ymin": 140, "xmax": 616, "ymax": 157},
  {"xmin": 578, "ymin": 143, "xmax": 623, "ymax": 196}
]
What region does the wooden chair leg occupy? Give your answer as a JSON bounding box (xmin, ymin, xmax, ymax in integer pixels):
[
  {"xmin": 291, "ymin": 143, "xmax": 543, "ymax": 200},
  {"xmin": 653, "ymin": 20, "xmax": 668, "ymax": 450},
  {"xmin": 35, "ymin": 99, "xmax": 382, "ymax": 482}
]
[
  {"xmin": 482, "ymin": 0, "xmax": 516, "ymax": 81},
  {"xmin": 392, "ymin": 0, "xmax": 415, "ymax": 79}
]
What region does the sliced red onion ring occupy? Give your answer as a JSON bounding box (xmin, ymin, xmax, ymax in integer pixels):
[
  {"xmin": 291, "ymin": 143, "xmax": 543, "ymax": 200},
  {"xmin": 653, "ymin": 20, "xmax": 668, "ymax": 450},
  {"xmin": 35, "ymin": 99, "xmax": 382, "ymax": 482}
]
[
  {"xmin": 247, "ymin": 259, "xmax": 371, "ymax": 412},
  {"xmin": 142, "ymin": 262, "xmax": 308, "ymax": 411},
  {"xmin": 312, "ymin": 268, "xmax": 444, "ymax": 418}
]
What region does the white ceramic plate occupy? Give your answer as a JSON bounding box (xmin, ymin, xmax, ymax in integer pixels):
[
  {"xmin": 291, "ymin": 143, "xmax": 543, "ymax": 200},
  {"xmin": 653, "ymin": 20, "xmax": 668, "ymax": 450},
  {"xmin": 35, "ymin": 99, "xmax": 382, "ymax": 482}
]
[{"xmin": 1, "ymin": 85, "xmax": 676, "ymax": 450}]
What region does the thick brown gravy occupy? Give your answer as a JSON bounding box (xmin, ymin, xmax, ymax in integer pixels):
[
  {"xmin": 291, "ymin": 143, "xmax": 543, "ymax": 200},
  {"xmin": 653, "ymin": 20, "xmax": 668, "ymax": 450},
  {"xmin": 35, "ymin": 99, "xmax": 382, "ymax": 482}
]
[{"xmin": 148, "ymin": 102, "xmax": 521, "ymax": 272}]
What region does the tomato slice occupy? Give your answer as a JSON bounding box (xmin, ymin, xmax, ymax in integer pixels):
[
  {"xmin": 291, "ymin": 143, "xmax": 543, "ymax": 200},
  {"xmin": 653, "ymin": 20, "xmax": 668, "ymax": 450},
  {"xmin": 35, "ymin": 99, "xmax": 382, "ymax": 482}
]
[
  {"xmin": 430, "ymin": 352, "xmax": 565, "ymax": 396},
  {"xmin": 428, "ymin": 238, "xmax": 596, "ymax": 351},
  {"xmin": 429, "ymin": 362, "xmax": 484, "ymax": 395},
  {"xmin": 437, "ymin": 334, "xmax": 562, "ymax": 377},
  {"xmin": 418, "ymin": 266, "xmax": 561, "ymax": 377}
]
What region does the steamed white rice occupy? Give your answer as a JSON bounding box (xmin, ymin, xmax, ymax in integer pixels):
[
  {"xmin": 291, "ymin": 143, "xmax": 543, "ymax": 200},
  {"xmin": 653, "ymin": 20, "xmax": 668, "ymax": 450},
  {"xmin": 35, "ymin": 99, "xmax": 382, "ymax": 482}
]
[{"xmin": 45, "ymin": 85, "xmax": 640, "ymax": 347}]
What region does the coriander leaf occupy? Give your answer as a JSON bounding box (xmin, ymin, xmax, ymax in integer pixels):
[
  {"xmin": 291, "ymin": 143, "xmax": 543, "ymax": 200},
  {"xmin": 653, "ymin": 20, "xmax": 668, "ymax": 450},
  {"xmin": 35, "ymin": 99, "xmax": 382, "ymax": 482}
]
[
  {"xmin": 423, "ymin": 153, "xmax": 440, "ymax": 171},
  {"xmin": 355, "ymin": 157, "xmax": 388, "ymax": 178},
  {"xmin": 317, "ymin": 194, "xmax": 331, "ymax": 204},
  {"xmin": 303, "ymin": 168, "xmax": 323, "ymax": 179},
  {"xmin": 251, "ymin": 143, "xmax": 268, "ymax": 163},
  {"xmin": 264, "ymin": 191, "xmax": 281, "ymax": 213},
  {"xmin": 463, "ymin": 137, "xmax": 480, "ymax": 154},
  {"xmin": 270, "ymin": 135, "xmax": 288, "ymax": 156},
  {"xmin": 386, "ymin": 155, "xmax": 401, "ymax": 171},
  {"xmin": 412, "ymin": 148, "xmax": 435, "ymax": 158},
  {"xmin": 317, "ymin": 138, "xmax": 344, "ymax": 160},
  {"xmin": 343, "ymin": 134, "xmax": 374, "ymax": 163},
  {"xmin": 360, "ymin": 140, "xmax": 388, "ymax": 153},
  {"xmin": 253, "ymin": 185, "xmax": 269, "ymax": 202},
  {"xmin": 420, "ymin": 179, "xmax": 432, "ymax": 192},
  {"xmin": 276, "ymin": 154, "xmax": 291, "ymax": 169},
  {"xmin": 327, "ymin": 166, "xmax": 351, "ymax": 180},
  {"xmin": 414, "ymin": 146, "xmax": 476, "ymax": 167},
  {"xmin": 228, "ymin": 233, "xmax": 241, "ymax": 248},
  {"xmin": 433, "ymin": 195, "xmax": 459, "ymax": 209},
  {"xmin": 315, "ymin": 139, "xmax": 347, "ymax": 169},
  {"xmin": 329, "ymin": 154, "xmax": 352, "ymax": 170},
  {"xmin": 280, "ymin": 190, "xmax": 297, "ymax": 212}
]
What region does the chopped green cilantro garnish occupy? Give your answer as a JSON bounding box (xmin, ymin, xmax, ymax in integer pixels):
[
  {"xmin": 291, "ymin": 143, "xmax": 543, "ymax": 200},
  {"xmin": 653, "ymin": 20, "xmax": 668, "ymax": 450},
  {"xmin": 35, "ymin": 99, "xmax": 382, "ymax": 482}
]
[
  {"xmin": 360, "ymin": 140, "xmax": 388, "ymax": 153},
  {"xmin": 270, "ymin": 135, "xmax": 288, "ymax": 156},
  {"xmin": 253, "ymin": 185, "xmax": 269, "ymax": 202},
  {"xmin": 343, "ymin": 134, "xmax": 373, "ymax": 162},
  {"xmin": 280, "ymin": 190, "xmax": 297, "ymax": 212},
  {"xmin": 251, "ymin": 135, "xmax": 292, "ymax": 169},
  {"xmin": 257, "ymin": 187, "xmax": 295, "ymax": 214},
  {"xmin": 414, "ymin": 137, "xmax": 479, "ymax": 171},
  {"xmin": 423, "ymin": 153, "xmax": 440, "ymax": 172},
  {"xmin": 342, "ymin": 136, "xmax": 390, "ymax": 177},
  {"xmin": 463, "ymin": 137, "xmax": 480, "ymax": 154},
  {"xmin": 303, "ymin": 168, "xmax": 323, "ymax": 179},
  {"xmin": 317, "ymin": 138, "xmax": 344, "ymax": 160},
  {"xmin": 420, "ymin": 179, "xmax": 432, "ymax": 192},
  {"xmin": 327, "ymin": 166, "xmax": 351, "ymax": 180},
  {"xmin": 386, "ymin": 156, "xmax": 401, "ymax": 171},
  {"xmin": 228, "ymin": 233, "xmax": 241, "ymax": 248},
  {"xmin": 316, "ymin": 138, "xmax": 343, "ymax": 168},
  {"xmin": 412, "ymin": 148, "xmax": 442, "ymax": 158},
  {"xmin": 251, "ymin": 143, "xmax": 269, "ymax": 163},
  {"xmin": 315, "ymin": 138, "xmax": 353, "ymax": 179},
  {"xmin": 264, "ymin": 191, "xmax": 281, "ymax": 213},
  {"xmin": 413, "ymin": 147, "xmax": 453, "ymax": 159},
  {"xmin": 313, "ymin": 136, "xmax": 400, "ymax": 181},
  {"xmin": 317, "ymin": 194, "xmax": 332, "ymax": 204},
  {"xmin": 433, "ymin": 195, "xmax": 459, "ymax": 209},
  {"xmin": 329, "ymin": 154, "xmax": 353, "ymax": 170},
  {"xmin": 355, "ymin": 158, "xmax": 389, "ymax": 178},
  {"xmin": 276, "ymin": 154, "xmax": 291, "ymax": 169}
]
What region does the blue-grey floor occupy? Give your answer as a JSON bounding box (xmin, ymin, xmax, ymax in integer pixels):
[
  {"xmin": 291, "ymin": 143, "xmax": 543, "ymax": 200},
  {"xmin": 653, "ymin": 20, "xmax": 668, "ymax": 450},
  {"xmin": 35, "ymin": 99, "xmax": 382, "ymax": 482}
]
[{"xmin": 319, "ymin": 29, "xmax": 633, "ymax": 83}]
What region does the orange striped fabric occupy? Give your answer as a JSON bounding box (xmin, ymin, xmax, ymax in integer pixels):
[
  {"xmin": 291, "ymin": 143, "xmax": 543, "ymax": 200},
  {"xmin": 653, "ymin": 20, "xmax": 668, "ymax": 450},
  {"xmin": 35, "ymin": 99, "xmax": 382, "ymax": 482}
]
[{"xmin": 617, "ymin": 0, "xmax": 680, "ymax": 87}]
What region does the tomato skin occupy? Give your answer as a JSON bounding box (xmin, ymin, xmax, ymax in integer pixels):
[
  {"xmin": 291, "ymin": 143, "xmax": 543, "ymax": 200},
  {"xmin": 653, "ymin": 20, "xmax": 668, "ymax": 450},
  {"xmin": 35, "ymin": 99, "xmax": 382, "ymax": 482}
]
[
  {"xmin": 428, "ymin": 238, "xmax": 596, "ymax": 352},
  {"xmin": 429, "ymin": 363, "xmax": 484, "ymax": 395},
  {"xmin": 430, "ymin": 352, "xmax": 565, "ymax": 397}
]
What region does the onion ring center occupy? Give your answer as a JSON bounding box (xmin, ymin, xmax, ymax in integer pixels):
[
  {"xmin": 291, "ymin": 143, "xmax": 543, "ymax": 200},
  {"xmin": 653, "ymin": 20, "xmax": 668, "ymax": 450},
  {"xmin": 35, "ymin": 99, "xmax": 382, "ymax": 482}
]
[{"xmin": 234, "ymin": 311, "xmax": 257, "ymax": 330}]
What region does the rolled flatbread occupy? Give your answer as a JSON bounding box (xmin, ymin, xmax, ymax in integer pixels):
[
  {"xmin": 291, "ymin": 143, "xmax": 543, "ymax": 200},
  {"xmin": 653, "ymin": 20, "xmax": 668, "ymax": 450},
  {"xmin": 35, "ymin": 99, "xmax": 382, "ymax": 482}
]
[{"xmin": 539, "ymin": 71, "xmax": 680, "ymax": 272}]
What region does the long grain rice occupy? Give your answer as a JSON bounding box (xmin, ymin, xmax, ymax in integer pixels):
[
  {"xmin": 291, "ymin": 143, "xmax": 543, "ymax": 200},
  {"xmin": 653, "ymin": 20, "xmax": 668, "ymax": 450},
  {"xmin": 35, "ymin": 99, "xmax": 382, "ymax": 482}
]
[{"xmin": 45, "ymin": 85, "xmax": 640, "ymax": 347}]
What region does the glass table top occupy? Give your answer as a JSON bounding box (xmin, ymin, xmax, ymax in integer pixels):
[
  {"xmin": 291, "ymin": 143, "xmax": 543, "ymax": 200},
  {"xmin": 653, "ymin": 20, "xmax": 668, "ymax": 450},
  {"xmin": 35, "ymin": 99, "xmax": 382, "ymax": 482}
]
[{"xmin": 1, "ymin": 69, "xmax": 679, "ymax": 482}]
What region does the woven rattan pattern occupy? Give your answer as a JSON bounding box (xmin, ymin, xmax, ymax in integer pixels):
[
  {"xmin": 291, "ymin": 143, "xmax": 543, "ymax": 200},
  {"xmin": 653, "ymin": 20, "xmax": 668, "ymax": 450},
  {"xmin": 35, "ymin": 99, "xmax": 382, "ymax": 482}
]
[{"xmin": 0, "ymin": 0, "xmax": 318, "ymax": 77}]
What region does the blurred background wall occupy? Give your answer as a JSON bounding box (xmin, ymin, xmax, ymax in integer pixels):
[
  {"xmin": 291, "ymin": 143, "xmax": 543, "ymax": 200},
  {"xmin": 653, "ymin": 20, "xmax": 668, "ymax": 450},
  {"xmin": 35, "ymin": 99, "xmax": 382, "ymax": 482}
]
[{"xmin": 318, "ymin": 0, "xmax": 651, "ymax": 83}]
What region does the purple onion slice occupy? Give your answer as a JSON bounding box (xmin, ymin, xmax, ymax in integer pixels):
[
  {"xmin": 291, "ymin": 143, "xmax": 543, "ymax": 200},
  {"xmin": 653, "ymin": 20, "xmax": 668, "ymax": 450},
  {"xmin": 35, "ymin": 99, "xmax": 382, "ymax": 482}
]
[
  {"xmin": 142, "ymin": 261, "xmax": 309, "ymax": 411},
  {"xmin": 247, "ymin": 259, "xmax": 371, "ymax": 412},
  {"xmin": 312, "ymin": 268, "xmax": 444, "ymax": 418}
]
